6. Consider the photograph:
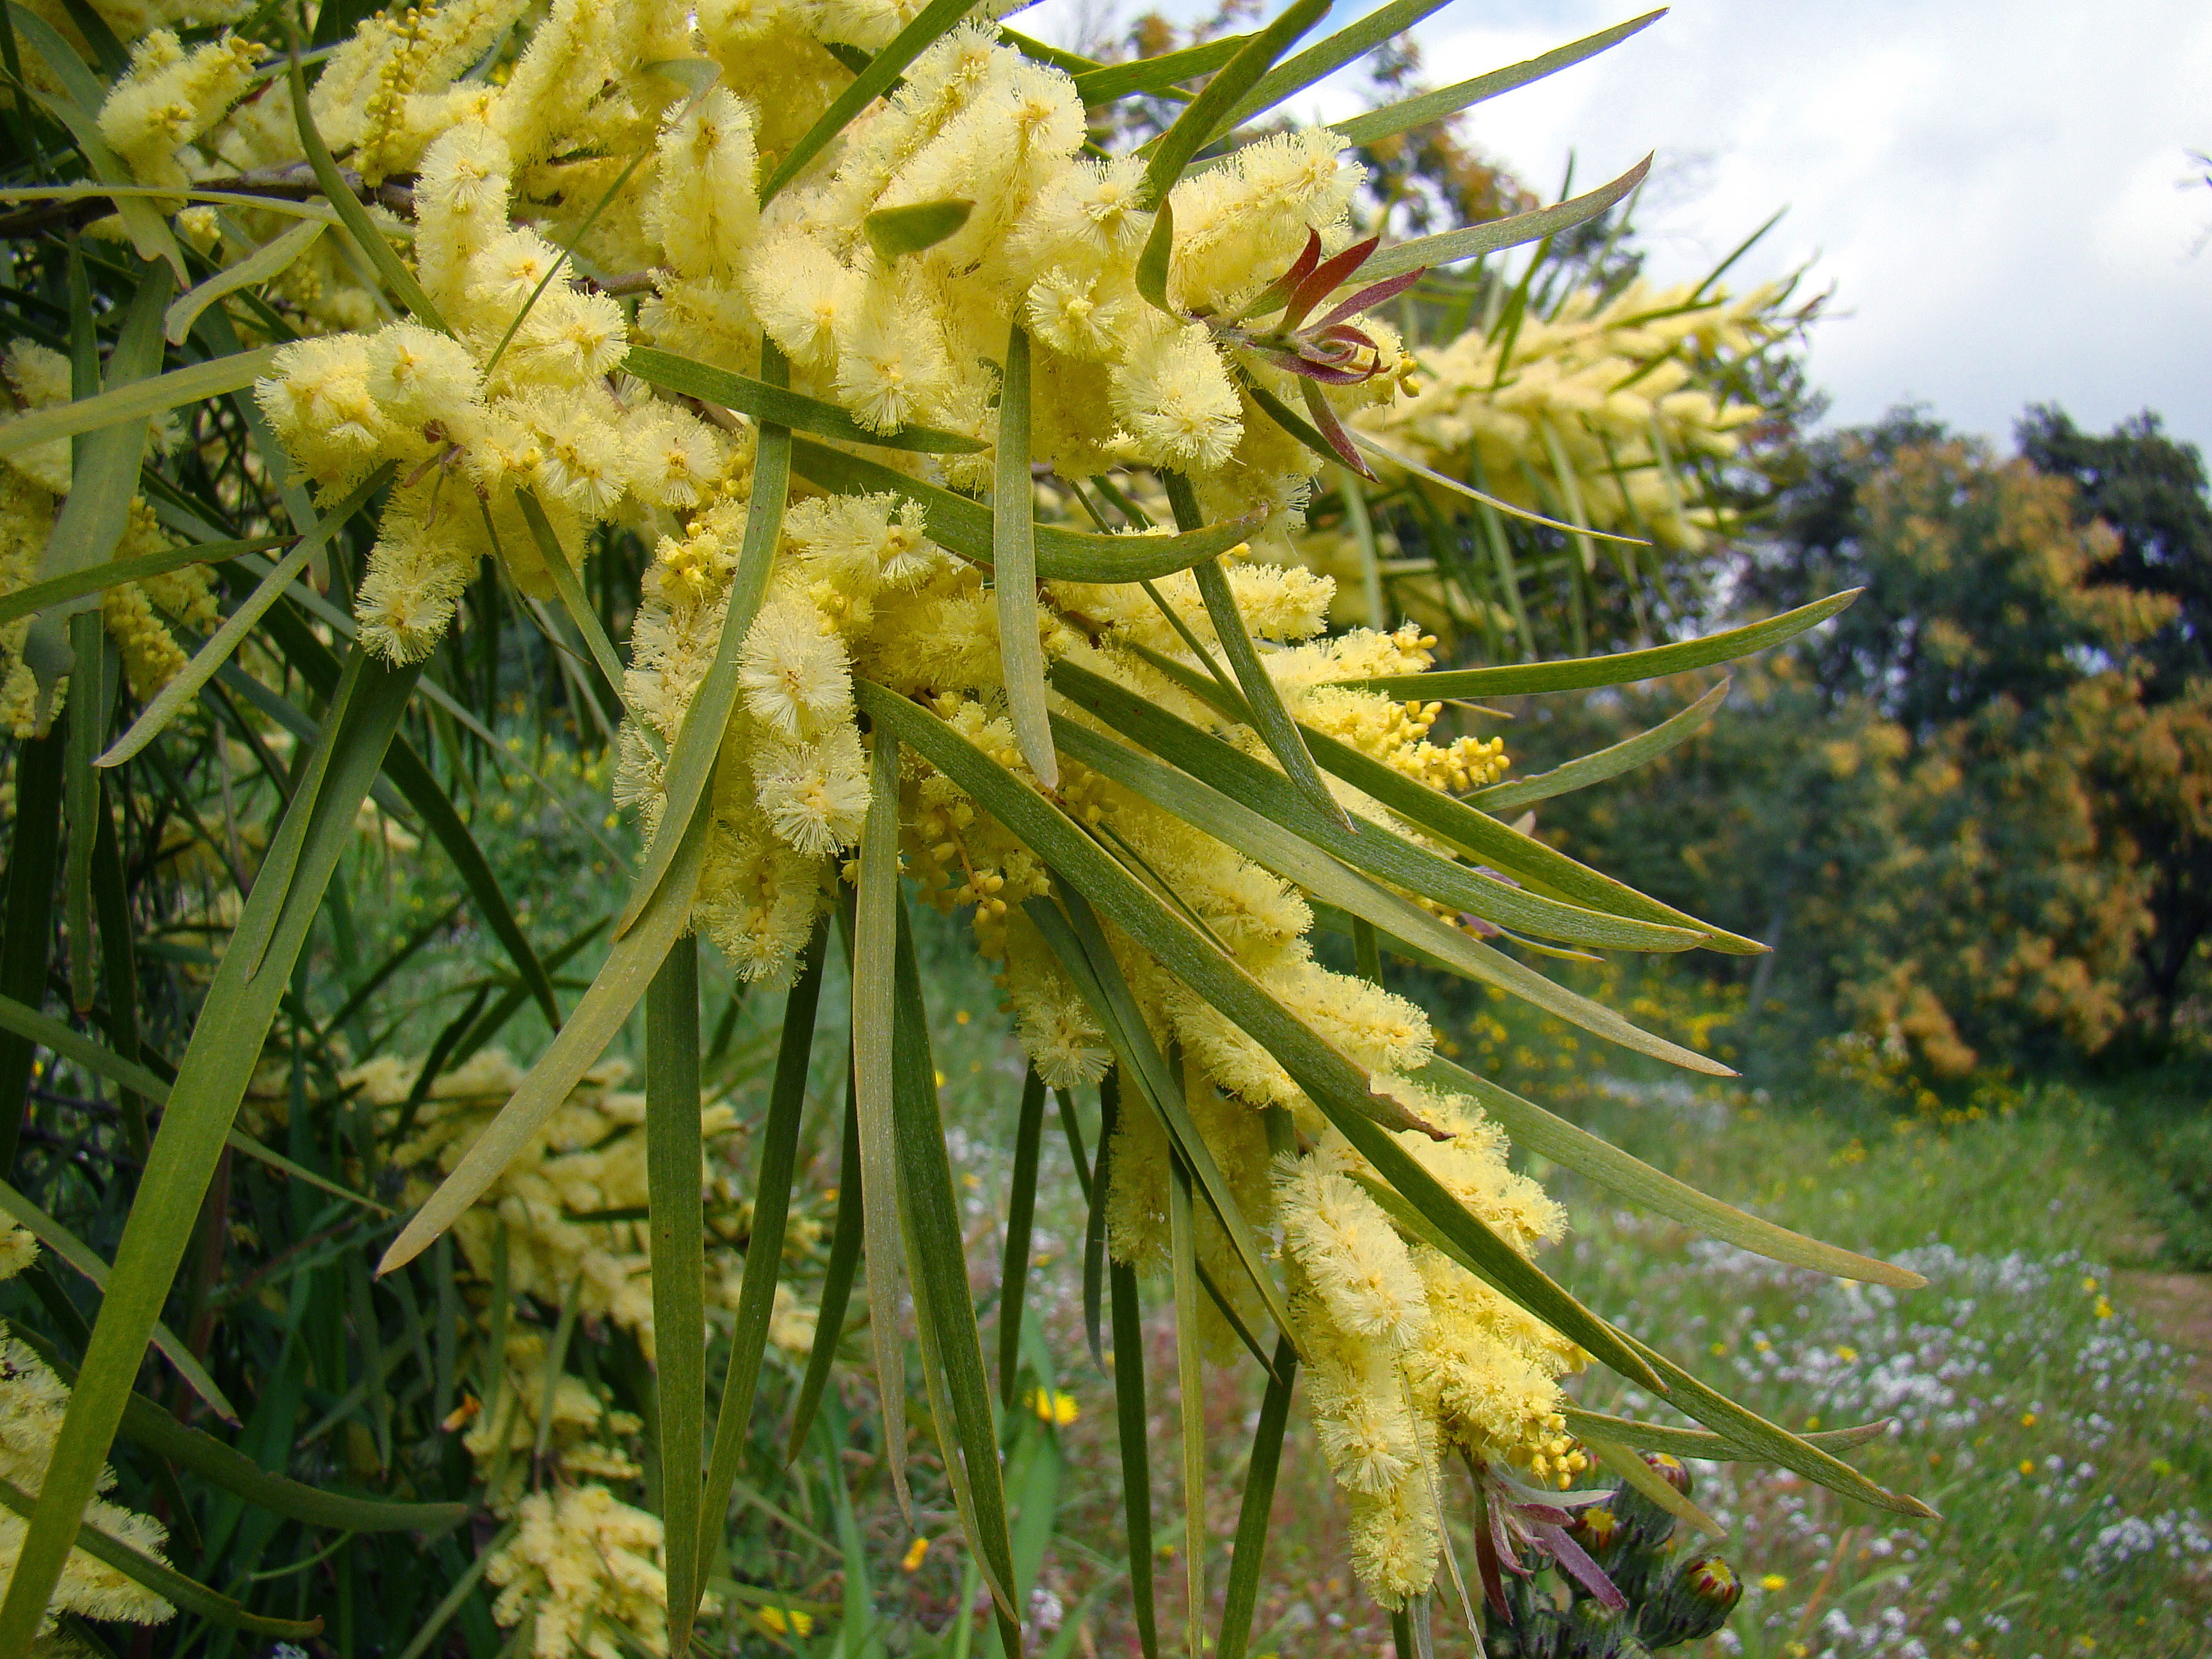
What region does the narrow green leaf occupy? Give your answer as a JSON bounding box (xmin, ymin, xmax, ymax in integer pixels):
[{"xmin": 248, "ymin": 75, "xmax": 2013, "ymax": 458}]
[
  {"xmin": 4, "ymin": 7, "xmax": 186, "ymax": 276},
  {"xmin": 0, "ymin": 1475, "xmax": 323, "ymax": 1636},
  {"xmin": 0, "ymin": 1176, "xmax": 236, "ymax": 1420},
  {"xmin": 1057, "ymin": 1086, "xmax": 1093, "ymax": 1202},
  {"xmin": 1358, "ymin": 157, "xmax": 1651, "ymax": 283},
  {"xmin": 1048, "ymin": 672, "xmax": 1709, "ymax": 956},
  {"xmin": 888, "ymin": 897, "xmax": 1023, "ymax": 1639},
  {"xmin": 998, "ymin": 1068, "xmax": 1048, "ymax": 1408},
  {"xmin": 378, "ymin": 740, "xmax": 563, "ymax": 1033},
  {"xmin": 998, "ymin": 26, "xmax": 1103, "ymax": 74},
  {"xmin": 227, "ymin": 1125, "xmax": 394, "ymax": 1214},
  {"xmin": 864, "ymin": 197, "xmax": 974, "ymax": 260},
  {"xmin": 1167, "ymin": 1157, "xmax": 1208, "ymax": 1659},
  {"xmin": 164, "ymin": 220, "xmax": 326, "ymax": 345},
  {"xmin": 1130, "ymin": 642, "xmax": 1768, "ymax": 954},
  {"xmin": 390, "ymin": 1519, "xmax": 518, "ymax": 1659},
  {"xmin": 857, "ymin": 680, "xmax": 1427, "ymax": 1139},
  {"xmin": 1468, "ymin": 678, "xmax": 1729, "ymax": 813},
  {"xmin": 1028, "ymin": 891, "xmax": 1300, "ymax": 1341},
  {"xmin": 786, "ymin": 1068, "xmax": 863, "ymax": 1463},
  {"xmin": 226, "ymin": 581, "xmax": 564, "ymax": 1030},
  {"xmin": 788, "ymin": 437, "xmax": 1259, "ymax": 582},
  {"xmin": 1347, "ymin": 589, "xmax": 1864, "ymax": 700},
  {"xmin": 761, "ymin": 0, "xmax": 982, "ymax": 202},
  {"xmin": 1242, "ymin": 374, "xmax": 1350, "ymax": 477},
  {"xmin": 1082, "ymin": 1071, "xmax": 1118, "ymax": 1369},
  {"xmin": 1328, "ymin": 12, "xmax": 1663, "ymax": 151},
  {"xmin": 32, "ymin": 264, "xmax": 171, "ymax": 600},
  {"xmin": 1614, "ymin": 1331, "xmax": 1936, "ymax": 1519},
  {"xmin": 377, "ymin": 793, "xmax": 711, "ymax": 1274},
  {"xmin": 1134, "ymin": 198, "xmax": 1175, "ymax": 317},
  {"xmin": 61, "ymin": 613, "xmax": 102, "ymax": 1013},
  {"xmin": 853, "ymin": 728, "xmax": 912, "ymax": 1517},
  {"xmin": 88, "ymin": 794, "xmax": 147, "ymax": 1158},
  {"xmin": 1581, "ymin": 1432, "xmax": 1726, "ymax": 1539},
  {"xmin": 1215, "ymin": 1336, "xmax": 1295, "ymax": 1659},
  {"xmin": 289, "ymin": 49, "xmax": 451, "ymax": 332},
  {"xmin": 0, "ymin": 536, "xmax": 287, "ymax": 629},
  {"xmin": 1345, "ymin": 1169, "xmax": 1661, "ymax": 1393},
  {"xmin": 1341, "ymin": 463, "xmax": 1387, "ymax": 631},
  {"xmin": 0, "ymin": 650, "xmax": 424, "ymax": 1655},
  {"xmin": 515, "ymin": 488, "xmax": 647, "ymax": 742},
  {"xmin": 1412, "ymin": 1052, "xmax": 1925, "ymax": 1288},
  {"xmin": 698, "ymin": 924, "xmax": 824, "ymax": 1624},
  {"xmin": 613, "ymin": 343, "xmax": 792, "ymax": 938},
  {"xmin": 623, "ymin": 346, "xmax": 985, "ymax": 453},
  {"xmin": 4, "ymin": 984, "xmax": 219, "ymax": 1107},
  {"xmin": 1110, "ymin": 1262, "xmax": 1160, "ymax": 1659},
  {"xmin": 995, "ymin": 326, "xmax": 1057, "ymax": 787},
  {"xmin": 0, "ymin": 181, "xmax": 360, "ymax": 226},
  {"xmin": 1054, "ymin": 722, "xmax": 1720, "ymax": 1070},
  {"xmin": 649, "ymin": 938, "xmax": 709, "ymax": 1658},
  {"xmin": 1070, "ymin": 33, "xmax": 1246, "ymax": 102},
  {"xmin": 1189, "ymin": 549, "xmax": 1347, "ymax": 830},
  {"xmin": 0, "ymin": 733, "xmax": 61, "ymax": 1172},
  {"xmin": 0, "ymin": 346, "xmax": 278, "ymax": 461},
  {"xmin": 101, "ymin": 542, "xmax": 314, "ymax": 765},
  {"xmin": 1352, "ymin": 426, "xmax": 1647, "ymax": 545},
  {"xmin": 1560, "ymin": 1407, "xmax": 1893, "ymax": 1462},
  {"xmin": 1215, "ymin": 0, "xmax": 1455, "ymax": 132},
  {"xmin": 886, "ymin": 684, "xmax": 1672, "ymax": 1391},
  {"xmin": 1140, "ymin": 0, "xmax": 1331, "ymax": 207}
]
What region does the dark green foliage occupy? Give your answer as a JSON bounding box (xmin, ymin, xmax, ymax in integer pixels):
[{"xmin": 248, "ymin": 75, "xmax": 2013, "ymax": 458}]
[{"xmin": 1537, "ymin": 406, "xmax": 2212, "ymax": 1071}]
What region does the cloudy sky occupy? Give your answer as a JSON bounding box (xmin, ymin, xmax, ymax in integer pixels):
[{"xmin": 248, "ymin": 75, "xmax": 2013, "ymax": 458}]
[{"xmin": 1020, "ymin": 0, "xmax": 2212, "ymax": 454}]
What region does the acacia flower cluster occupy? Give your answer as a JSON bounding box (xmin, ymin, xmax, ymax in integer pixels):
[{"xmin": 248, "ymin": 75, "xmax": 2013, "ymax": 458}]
[
  {"xmin": 1343, "ymin": 277, "xmax": 1789, "ymax": 558},
  {"xmin": 0, "ymin": 1225, "xmax": 174, "ymax": 1633},
  {"xmin": 0, "ymin": 344, "xmax": 214, "ymax": 736}
]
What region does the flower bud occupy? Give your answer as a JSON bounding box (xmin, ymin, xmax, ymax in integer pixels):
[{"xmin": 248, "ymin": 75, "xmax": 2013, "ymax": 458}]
[
  {"xmin": 1608, "ymin": 1454, "xmax": 1692, "ymax": 1552},
  {"xmin": 1635, "ymin": 1554, "xmax": 1743, "ymax": 1649},
  {"xmin": 1557, "ymin": 1596, "xmax": 1635, "ymax": 1659},
  {"xmin": 1562, "ymin": 1502, "xmax": 1627, "ymax": 1570}
]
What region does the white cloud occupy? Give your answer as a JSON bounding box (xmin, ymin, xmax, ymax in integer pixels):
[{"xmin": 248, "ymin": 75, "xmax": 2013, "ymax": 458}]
[
  {"xmin": 1406, "ymin": 0, "xmax": 2212, "ymax": 452},
  {"xmin": 1014, "ymin": 0, "xmax": 2212, "ymax": 453}
]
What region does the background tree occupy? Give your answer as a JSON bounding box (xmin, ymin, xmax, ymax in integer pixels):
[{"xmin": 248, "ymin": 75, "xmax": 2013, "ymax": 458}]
[{"xmin": 1530, "ymin": 415, "xmax": 2203, "ymax": 1073}]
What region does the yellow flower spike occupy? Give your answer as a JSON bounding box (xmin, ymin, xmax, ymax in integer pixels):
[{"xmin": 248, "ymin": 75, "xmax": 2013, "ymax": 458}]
[
  {"xmin": 755, "ymin": 1606, "xmax": 815, "ymax": 1638},
  {"xmin": 1028, "ymin": 1388, "xmax": 1080, "ymax": 1425}
]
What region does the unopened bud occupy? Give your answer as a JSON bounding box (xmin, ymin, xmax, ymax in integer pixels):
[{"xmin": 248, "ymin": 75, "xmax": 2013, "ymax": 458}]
[
  {"xmin": 1609, "ymin": 1454, "xmax": 1691, "ymax": 1551},
  {"xmin": 1558, "ymin": 1596, "xmax": 1637, "ymax": 1659},
  {"xmin": 1563, "ymin": 1503, "xmax": 1626, "ymax": 1571},
  {"xmin": 1635, "ymin": 1555, "xmax": 1742, "ymax": 1649}
]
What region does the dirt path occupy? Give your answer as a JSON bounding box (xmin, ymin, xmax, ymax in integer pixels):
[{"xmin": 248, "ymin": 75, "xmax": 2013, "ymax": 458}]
[{"xmin": 2113, "ymin": 1263, "xmax": 2212, "ymax": 1399}]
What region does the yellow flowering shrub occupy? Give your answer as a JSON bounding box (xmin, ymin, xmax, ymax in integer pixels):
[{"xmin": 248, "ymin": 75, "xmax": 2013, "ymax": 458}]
[{"xmin": 0, "ymin": 0, "xmax": 1923, "ymax": 1650}]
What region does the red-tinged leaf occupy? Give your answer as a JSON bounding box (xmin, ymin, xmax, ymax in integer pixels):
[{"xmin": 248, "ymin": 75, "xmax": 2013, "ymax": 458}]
[
  {"xmin": 1242, "ymin": 228, "xmax": 1324, "ymax": 321},
  {"xmin": 1313, "ymin": 267, "xmax": 1425, "ymax": 330},
  {"xmin": 1279, "ymin": 353, "xmax": 1375, "ymax": 389},
  {"xmin": 1534, "ymin": 1523, "xmax": 1626, "ymax": 1611},
  {"xmin": 1299, "ymin": 377, "xmax": 1373, "ymax": 474},
  {"xmin": 1283, "ymin": 233, "xmax": 1380, "ymax": 329},
  {"xmin": 1292, "ymin": 355, "xmax": 1368, "ymax": 383},
  {"xmin": 1472, "ymin": 1487, "xmax": 1512, "ymax": 1621}
]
